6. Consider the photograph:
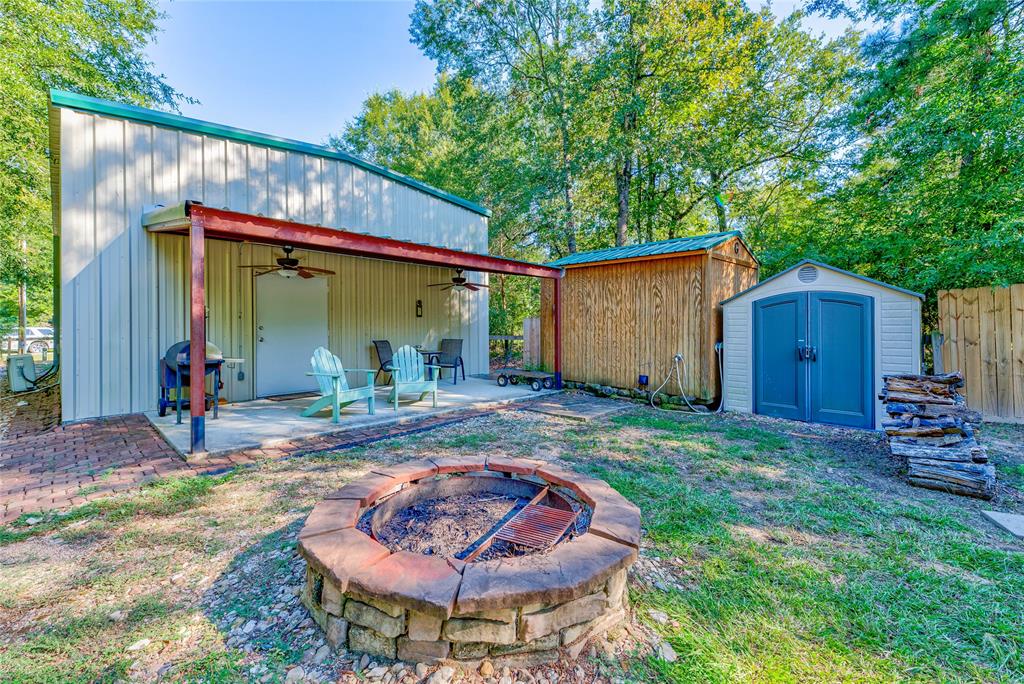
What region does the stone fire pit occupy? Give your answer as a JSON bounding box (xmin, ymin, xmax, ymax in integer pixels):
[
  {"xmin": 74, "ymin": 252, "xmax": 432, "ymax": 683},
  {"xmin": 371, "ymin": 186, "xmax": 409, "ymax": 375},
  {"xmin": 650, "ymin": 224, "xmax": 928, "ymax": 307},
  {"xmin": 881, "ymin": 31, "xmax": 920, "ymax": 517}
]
[{"xmin": 297, "ymin": 456, "xmax": 640, "ymax": 666}]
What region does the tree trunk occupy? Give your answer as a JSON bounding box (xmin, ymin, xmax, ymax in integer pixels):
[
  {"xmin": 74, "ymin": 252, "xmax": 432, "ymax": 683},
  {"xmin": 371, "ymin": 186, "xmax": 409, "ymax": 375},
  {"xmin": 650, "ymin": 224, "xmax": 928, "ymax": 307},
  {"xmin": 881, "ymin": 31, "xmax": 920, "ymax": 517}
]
[
  {"xmin": 559, "ymin": 121, "xmax": 577, "ymax": 254},
  {"xmin": 615, "ymin": 154, "xmax": 631, "ymax": 247}
]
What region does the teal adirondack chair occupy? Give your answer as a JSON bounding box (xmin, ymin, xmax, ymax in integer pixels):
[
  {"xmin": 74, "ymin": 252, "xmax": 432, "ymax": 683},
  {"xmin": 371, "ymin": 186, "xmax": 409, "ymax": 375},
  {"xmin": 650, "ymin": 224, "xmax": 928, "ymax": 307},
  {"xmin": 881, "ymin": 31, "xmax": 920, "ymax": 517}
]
[
  {"xmin": 387, "ymin": 345, "xmax": 438, "ymax": 413},
  {"xmin": 302, "ymin": 347, "xmax": 376, "ymax": 422}
]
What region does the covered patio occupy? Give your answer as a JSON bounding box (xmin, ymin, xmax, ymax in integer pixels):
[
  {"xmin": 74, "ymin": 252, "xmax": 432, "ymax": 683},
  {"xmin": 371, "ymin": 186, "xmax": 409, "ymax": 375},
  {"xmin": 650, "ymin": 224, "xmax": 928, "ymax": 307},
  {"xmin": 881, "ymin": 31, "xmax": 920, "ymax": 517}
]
[
  {"xmin": 145, "ymin": 376, "xmax": 554, "ymax": 456},
  {"xmin": 141, "ymin": 202, "xmax": 564, "ymax": 456}
]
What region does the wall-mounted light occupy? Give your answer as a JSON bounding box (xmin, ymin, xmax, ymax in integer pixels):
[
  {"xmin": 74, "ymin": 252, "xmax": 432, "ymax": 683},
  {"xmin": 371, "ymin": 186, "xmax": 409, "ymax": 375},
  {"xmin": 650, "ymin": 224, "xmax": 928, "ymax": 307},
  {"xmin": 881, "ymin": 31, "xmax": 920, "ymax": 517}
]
[{"xmin": 416, "ymin": 300, "xmax": 423, "ymax": 318}]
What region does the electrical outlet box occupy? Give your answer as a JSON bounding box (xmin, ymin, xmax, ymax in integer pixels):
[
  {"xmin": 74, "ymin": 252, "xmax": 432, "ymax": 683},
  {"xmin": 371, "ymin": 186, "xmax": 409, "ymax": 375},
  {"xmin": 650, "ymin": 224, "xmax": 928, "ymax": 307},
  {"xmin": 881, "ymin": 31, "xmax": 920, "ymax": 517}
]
[{"xmin": 6, "ymin": 354, "xmax": 37, "ymax": 392}]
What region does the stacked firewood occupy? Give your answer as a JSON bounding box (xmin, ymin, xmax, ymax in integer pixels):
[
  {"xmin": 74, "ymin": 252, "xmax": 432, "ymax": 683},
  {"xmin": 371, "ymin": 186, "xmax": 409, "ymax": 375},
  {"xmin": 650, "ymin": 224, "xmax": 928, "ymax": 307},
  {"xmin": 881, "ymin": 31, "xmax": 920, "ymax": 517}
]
[{"xmin": 880, "ymin": 373, "xmax": 996, "ymax": 500}]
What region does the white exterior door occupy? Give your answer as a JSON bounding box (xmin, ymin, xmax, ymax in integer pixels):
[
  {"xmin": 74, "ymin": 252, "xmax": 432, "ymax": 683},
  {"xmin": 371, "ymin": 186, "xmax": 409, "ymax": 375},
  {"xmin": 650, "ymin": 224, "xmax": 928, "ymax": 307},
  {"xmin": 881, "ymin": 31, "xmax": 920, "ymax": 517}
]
[{"xmin": 255, "ymin": 275, "xmax": 329, "ymax": 397}]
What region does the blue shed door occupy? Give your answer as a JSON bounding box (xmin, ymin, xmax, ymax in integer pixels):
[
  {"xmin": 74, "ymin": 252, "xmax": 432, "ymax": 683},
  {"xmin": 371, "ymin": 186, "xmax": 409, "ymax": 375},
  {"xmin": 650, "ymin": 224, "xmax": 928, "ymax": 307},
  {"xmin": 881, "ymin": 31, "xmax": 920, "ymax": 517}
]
[
  {"xmin": 809, "ymin": 292, "xmax": 873, "ymax": 428},
  {"xmin": 753, "ymin": 293, "xmax": 807, "ymax": 421},
  {"xmin": 754, "ymin": 291, "xmax": 873, "ymax": 429}
]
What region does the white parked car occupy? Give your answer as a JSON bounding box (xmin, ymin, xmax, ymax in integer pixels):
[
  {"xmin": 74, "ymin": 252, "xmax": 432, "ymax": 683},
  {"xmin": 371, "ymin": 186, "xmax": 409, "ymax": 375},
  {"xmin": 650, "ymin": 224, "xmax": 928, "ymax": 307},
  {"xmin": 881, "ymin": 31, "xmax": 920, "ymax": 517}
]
[{"xmin": 4, "ymin": 326, "xmax": 54, "ymax": 353}]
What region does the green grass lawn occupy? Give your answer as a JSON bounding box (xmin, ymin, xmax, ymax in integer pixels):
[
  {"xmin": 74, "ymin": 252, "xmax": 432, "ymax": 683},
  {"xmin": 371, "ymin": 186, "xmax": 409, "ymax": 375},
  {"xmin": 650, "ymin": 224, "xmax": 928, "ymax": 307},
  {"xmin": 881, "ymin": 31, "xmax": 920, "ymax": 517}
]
[{"xmin": 1, "ymin": 402, "xmax": 1021, "ymax": 683}]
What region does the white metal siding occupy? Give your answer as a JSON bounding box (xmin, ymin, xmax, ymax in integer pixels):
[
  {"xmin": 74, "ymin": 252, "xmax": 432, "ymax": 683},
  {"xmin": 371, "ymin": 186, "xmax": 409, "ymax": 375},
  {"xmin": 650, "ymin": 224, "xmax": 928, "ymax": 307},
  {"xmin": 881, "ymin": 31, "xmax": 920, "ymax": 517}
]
[
  {"xmin": 59, "ymin": 108, "xmax": 489, "ymax": 421},
  {"xmin": 721, "ymin": 266, "xmax": 921, "ymax": 429}
]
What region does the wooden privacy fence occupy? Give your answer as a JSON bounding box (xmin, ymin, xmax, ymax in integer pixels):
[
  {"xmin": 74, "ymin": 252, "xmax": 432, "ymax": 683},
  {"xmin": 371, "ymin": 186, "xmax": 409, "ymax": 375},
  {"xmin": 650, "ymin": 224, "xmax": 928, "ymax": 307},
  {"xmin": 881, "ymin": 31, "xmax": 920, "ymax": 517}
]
[{"xmin": 937, "ymin": 285, "xmax": 1024, "ymax": 422}]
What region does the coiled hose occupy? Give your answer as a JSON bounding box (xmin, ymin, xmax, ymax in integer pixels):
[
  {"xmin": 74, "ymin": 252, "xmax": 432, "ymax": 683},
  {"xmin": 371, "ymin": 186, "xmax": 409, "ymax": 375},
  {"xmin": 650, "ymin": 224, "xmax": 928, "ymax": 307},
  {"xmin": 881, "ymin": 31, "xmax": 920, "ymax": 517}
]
[{"xmin": 649, "ymin": 344, "xmax": 725, "ymax": 414}]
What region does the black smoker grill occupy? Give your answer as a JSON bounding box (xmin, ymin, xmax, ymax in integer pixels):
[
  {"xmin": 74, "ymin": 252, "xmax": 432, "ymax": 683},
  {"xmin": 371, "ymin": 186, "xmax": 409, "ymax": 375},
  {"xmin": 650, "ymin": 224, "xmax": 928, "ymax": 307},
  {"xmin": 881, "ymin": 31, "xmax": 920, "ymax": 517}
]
[{"xmin": 158, "ymin": 341, "xmax": 224, "ymax": 424}]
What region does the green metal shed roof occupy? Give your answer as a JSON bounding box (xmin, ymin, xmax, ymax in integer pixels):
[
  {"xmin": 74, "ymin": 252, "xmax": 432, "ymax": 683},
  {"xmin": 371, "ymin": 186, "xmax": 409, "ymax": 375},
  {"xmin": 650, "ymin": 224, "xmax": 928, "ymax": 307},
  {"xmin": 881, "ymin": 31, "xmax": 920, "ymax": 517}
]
[
  {"xmin": 547, "ymin": 230, "xmax": 747, "ymax": 267},
  {"xmin": 49, "ymin": 89, "xmax": 491, "ymax": 218}
]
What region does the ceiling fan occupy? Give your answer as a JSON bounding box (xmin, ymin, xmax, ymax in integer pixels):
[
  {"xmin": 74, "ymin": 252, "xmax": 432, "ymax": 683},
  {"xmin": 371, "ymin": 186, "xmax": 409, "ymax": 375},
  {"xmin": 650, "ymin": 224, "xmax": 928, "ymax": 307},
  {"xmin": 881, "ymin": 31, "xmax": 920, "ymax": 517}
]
[
  {"xmin": 427, "ymin": 268, "xmax": 489, "ymax": 292},
  {"xmin": 239, "ymin": 246, "xmax": 335, "ymax": 279}
]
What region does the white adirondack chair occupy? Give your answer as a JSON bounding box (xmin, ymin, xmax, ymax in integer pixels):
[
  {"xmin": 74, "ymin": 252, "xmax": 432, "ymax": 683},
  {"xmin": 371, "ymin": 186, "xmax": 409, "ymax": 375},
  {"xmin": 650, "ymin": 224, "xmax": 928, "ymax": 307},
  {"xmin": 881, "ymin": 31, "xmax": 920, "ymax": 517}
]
[
  {"xmin": 302, "ymin": 347, "xmax": 376, "ymax": 422},
  {"xmin": 388, "ymin": 345, "xmax": 438, "ymax": 413}
]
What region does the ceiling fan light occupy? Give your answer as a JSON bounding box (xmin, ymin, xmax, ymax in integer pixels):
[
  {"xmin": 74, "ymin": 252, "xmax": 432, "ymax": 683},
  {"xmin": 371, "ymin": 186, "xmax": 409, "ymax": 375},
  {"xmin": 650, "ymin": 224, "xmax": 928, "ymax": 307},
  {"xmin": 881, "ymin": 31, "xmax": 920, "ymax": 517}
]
[{"xmin": 278, "ymin": 268, "xmax": 297, "ymax": 279}]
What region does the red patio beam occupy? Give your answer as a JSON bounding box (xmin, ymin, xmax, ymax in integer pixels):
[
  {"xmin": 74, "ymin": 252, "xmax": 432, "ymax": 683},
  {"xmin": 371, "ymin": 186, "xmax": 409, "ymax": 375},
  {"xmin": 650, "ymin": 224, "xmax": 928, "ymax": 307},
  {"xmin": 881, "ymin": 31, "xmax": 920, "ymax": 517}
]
[
  {"xmin": 189, "ymin": 219, "xmax": 206, "ymax": 454},
  {"xmin": 186, "ymin": 205, "xmax": 562, "ymax": 280}
]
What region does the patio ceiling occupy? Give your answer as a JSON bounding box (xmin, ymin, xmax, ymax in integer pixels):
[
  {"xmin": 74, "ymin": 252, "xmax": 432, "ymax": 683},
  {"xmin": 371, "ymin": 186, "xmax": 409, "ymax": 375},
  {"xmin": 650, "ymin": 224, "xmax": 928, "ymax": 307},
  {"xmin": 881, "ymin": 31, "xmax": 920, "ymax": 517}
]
[
  {"xmin": 141, "ymin": 201, "xmax": 564, "ymax": 456},
  {"xmin": 142, "ymin": 202, "xmax": 562, "ymax": 279}
]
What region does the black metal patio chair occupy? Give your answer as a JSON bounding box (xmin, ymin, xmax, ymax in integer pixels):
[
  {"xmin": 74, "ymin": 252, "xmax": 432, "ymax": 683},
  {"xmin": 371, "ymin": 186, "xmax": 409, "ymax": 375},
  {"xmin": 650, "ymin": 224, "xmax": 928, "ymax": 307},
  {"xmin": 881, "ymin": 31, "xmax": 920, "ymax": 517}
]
[
  {"xmin": 433, "ymin": 338, "xmax": 465, "ymax": 385},
  {"xmin": 372, "ymin": 339, "xmax": 395, "ymax": 384}
]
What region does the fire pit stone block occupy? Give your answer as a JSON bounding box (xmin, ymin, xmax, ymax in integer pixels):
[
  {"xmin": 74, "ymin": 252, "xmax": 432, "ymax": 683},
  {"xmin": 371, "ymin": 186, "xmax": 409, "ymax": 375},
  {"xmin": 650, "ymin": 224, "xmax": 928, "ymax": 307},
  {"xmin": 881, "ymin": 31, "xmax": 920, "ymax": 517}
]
[
  {"xmin": 407, "ymin": 611, "xmax": 444, "ymax": 641},
  {"xmin": 298, "ymin": 457, "xmax": 641, "ymax": 665},
  {"xmin": 297, "ymin": 528, "xmax": 390, "ymax": 593},
  {"xmin": 371, "ymin": 459, "xmax": 439, "ymax": 484},
  {"xmin": 397, "ymin": 636, "xmax": 451, "ymax": 663},
  {"xmin": 324, "ymin": 473, "xmax": 405, "ymax": 506},
  {"xmin": 520, "ymin": 592, "xmax": 608, "ymax": 642},
  {"xmin": 298, "ymin": 498, "xmax": 362, "ymax": 540},
  {"xmin": 454, "ymin": 533, "xmax": 636, "ymax": 612},
  {"xmin": 442, "ymin": 617, "xmax": 518, "ymax": 645},
  {"xmin": 347, "ymin": 625, "xmax": 397, "ymax": 659},
  {"xmin": 348, "ymin": 551, "xmax": 462, "ymax": 619},
  {"xmin": 344, "ymin": 600, "xmax": 406, "ymax": 638}
]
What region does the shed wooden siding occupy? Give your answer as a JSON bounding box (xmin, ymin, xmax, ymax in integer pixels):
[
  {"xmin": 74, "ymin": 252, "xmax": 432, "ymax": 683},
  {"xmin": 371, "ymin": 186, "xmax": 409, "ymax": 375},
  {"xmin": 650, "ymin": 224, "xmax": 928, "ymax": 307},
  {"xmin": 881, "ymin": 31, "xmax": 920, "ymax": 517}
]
[
  {"xmin": 56, "ymin": 106, "xmax": 488, "ymax": 421},
  {"xmin": 542, "ymin": 238, "xmax": 757, "ymax": 400},
  {"xmin": 721, "ymin": 266, "xmax": 921, "ymax": 429}
]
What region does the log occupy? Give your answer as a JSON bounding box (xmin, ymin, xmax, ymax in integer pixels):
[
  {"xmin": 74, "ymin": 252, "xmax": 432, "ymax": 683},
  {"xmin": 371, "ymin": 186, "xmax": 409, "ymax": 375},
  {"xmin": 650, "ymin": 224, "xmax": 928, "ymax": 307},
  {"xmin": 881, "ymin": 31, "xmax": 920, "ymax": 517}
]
[
  {"xmin": 907, "ymin": 476, "xmax": 995, "ymax": 500},
  {"xmin": 889, "ymin": 440, "xmax": 987, "ymax": 463},
  {"xmin": 884, "ymin": 402, "xmax": 982, "ymax": 423},
  {"xmin": 880, "ymin": 390, "xmax": 956, "ymax": 405},
  {"xmin": 881, "ymin": 417, "xmax": 962, "ymax": 431},
  {"xmin": 890, "ymin": 434, "xmax": 965, "ymax": 447},
  {"xmin": 883, "ymin": 372, "xmax": 964, "ymax": 387},
  {"xmin": 884, "ymin": 426, "xmax": 960, "ymax": 438},
  {"xmin": 907, "ymin": 461, "xmax": 996, "ymax": 500}
]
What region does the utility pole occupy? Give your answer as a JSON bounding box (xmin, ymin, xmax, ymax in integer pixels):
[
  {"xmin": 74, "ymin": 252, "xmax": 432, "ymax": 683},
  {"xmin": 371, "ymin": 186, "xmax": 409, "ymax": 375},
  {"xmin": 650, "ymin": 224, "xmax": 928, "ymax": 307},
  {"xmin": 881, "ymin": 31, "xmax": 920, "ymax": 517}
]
[{"xmin": 18, "ymin": 238, "xmax": 27, "ymax": 353}]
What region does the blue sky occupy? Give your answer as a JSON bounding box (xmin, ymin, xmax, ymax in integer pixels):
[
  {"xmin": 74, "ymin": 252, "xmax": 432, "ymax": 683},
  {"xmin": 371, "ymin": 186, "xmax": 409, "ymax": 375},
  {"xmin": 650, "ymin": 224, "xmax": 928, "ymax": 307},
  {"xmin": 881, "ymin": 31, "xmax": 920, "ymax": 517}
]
[{"xmin": 147, "ymin": 1, "xmax": 854, "ymax": 146}]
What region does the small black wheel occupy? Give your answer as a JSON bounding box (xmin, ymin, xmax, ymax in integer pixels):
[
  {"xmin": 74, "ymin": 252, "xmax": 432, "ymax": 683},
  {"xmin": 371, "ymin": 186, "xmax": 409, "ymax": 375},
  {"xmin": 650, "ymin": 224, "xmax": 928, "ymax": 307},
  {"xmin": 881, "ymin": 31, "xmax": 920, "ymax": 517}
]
[
  {"xmin": 530, "ymin": 379, "xmax": 542, "ymax": 392},
  {"xmin": 158, "ymin": 404, "xmax": 167, "ymax": 417},
  {"xmin": 542, "ymin": 376, "xmax": 555, "ymax": 389},
  {"xmin": 509, "ymin": 375, "xmax": 520, "ymax": 385},
  {"xmin": 496, "ymin": 374, "xmax": 509, "ymax": 387}
]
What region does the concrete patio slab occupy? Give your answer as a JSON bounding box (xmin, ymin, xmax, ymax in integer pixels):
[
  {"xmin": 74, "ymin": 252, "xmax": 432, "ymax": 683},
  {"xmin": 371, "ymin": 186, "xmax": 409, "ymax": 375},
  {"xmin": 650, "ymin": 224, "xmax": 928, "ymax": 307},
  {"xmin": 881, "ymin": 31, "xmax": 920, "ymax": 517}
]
[
  {"xmin": 146, "ymin": 377, "xmax": 556, "ymax": 456},
  {"xmin": 981, "ymin": 510, "xmax": 1024, "ymax": 540},
  {"xmin": 523, "ymin": 393, "xmax": 629, "ymax": 422}
]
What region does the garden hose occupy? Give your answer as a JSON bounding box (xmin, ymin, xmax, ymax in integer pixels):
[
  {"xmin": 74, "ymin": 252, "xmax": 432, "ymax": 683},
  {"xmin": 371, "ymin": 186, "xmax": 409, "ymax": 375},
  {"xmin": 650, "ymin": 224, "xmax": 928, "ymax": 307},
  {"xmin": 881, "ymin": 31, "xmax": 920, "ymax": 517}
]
[{"xmin": 649, "ymin": 344, "xmax": 725, "ymax": 414}]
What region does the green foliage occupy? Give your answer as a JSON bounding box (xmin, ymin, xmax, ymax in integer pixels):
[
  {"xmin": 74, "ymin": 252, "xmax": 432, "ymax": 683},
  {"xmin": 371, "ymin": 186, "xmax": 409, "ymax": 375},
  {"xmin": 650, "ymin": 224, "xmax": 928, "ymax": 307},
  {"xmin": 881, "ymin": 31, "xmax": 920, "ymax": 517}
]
[
  {"xmin": 0, "ymin": 0, "xmax": 186, "ymax": 332},
  {"xmin": 756, "ymin": 0, "xmax": 1024, "ymax": 315}
]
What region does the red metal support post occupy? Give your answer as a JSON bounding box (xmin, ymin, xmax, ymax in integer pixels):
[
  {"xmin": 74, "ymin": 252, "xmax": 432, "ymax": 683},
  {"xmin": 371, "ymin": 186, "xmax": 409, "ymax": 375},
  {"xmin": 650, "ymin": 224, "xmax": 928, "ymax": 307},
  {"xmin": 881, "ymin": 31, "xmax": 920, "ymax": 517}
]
[
  {"xmin": 553, "ymin": 274, "xmax": 562, "ymax": 389},
  {"xmin": 189, "ymin": 220, "xmax": 206, "ymax": 455}
]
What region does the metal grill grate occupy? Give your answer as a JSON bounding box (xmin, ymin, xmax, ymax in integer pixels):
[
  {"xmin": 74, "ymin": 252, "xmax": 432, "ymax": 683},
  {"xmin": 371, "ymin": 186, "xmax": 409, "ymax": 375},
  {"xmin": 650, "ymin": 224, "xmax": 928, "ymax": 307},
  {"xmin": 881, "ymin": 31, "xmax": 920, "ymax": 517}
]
[{"xmin": 494, "ymin": 503, "xmax": 579, "ymax": 549}]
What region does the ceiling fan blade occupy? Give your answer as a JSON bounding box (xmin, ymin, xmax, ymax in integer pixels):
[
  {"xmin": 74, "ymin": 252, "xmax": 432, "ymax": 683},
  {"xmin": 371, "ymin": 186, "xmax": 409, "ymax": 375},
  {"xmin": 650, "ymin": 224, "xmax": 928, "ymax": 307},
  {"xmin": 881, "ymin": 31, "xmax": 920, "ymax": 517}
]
[
  {"xmin": 427, "ymin": 283, "xmax": 450, "ymax": 287},
  {"xmin": 298, "ymin": 266, "xmax": 335, "ymax": 274},
  {"xmin": 254, "ymin": 267, "xmax": 282, "ymax": 277},
  {"xmin": 464, "ymin": 284, "xmax": 479, "ymax": 291},
  {"xmin": 297, "ymin": 269, "xmax": 315, "ymax": 279},
  {"xmin": 239, "ymin": 264, "xmax": 279, "ymax": 269}
]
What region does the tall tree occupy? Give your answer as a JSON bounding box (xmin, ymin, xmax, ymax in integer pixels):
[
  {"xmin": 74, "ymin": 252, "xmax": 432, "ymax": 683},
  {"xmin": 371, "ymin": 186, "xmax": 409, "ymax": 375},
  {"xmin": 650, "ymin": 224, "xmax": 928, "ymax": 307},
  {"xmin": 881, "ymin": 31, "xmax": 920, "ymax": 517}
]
[
  {"xmin": 785, "ymin": 0, "xmax": 1024, "ymax": 301},
  {"xmin": 411, "ymin": 0, "xmax": 596, "ymax": 254},
  {"xmin": 0, "ymin": 0, "xmax": 185, "ymax": 337}
]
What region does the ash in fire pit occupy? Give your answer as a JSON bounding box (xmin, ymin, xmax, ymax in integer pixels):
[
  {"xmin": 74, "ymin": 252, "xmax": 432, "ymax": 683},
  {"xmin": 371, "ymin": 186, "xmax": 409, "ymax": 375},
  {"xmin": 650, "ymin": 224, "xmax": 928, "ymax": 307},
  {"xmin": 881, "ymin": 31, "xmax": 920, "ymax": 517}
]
[
  {"xmin": 297, "ymin": 458, "xmax": 641, "ymax": 666},
  {"xmin": 361, "ymin": 474, "xmax": 587, "ymax": 562},
  {"xmin": 369, "ymin": 491, "xmax": 526, "ymax": 558}
]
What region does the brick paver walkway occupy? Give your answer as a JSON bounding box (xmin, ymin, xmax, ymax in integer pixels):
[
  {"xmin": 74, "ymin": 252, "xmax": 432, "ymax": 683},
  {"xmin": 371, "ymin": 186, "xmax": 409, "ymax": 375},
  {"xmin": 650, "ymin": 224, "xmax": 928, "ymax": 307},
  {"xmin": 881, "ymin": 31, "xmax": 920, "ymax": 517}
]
[{"xmin": 1, "ymin": 385, "xmax": 492, "ymax": 525}]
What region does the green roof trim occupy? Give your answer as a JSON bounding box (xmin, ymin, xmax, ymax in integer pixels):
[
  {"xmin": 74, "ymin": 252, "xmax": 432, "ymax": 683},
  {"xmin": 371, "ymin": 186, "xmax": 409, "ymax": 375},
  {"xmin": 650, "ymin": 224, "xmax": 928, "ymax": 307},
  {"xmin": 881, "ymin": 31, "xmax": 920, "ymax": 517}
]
[
  {"xmin": 49, "ymin": 89, "xmax": 491, "ymax": 218},
  {"xmin": 547, "ymin": 230, "xmax": 748, "ymax": 267}
]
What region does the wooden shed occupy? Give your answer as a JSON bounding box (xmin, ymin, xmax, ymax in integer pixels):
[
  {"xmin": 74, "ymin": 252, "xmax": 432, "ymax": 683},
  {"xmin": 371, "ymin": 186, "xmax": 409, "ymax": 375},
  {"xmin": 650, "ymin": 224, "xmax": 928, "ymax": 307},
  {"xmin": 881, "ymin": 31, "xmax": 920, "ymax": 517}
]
[
  {"xmin": 721, "ymin": 260, "xmax": 923, "ymax": 429},
  {"xmin": 541, "ymin": 231, "xmax": 758, "ymax": 402}
]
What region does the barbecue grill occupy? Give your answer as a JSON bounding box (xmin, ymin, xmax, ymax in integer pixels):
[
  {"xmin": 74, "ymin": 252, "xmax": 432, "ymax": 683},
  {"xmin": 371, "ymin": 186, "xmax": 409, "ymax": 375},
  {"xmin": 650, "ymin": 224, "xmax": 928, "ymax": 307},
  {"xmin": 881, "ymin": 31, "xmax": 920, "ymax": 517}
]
[{"xmin": 158, "ymin": 341, "xmax": 225, "ymax": 424}]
